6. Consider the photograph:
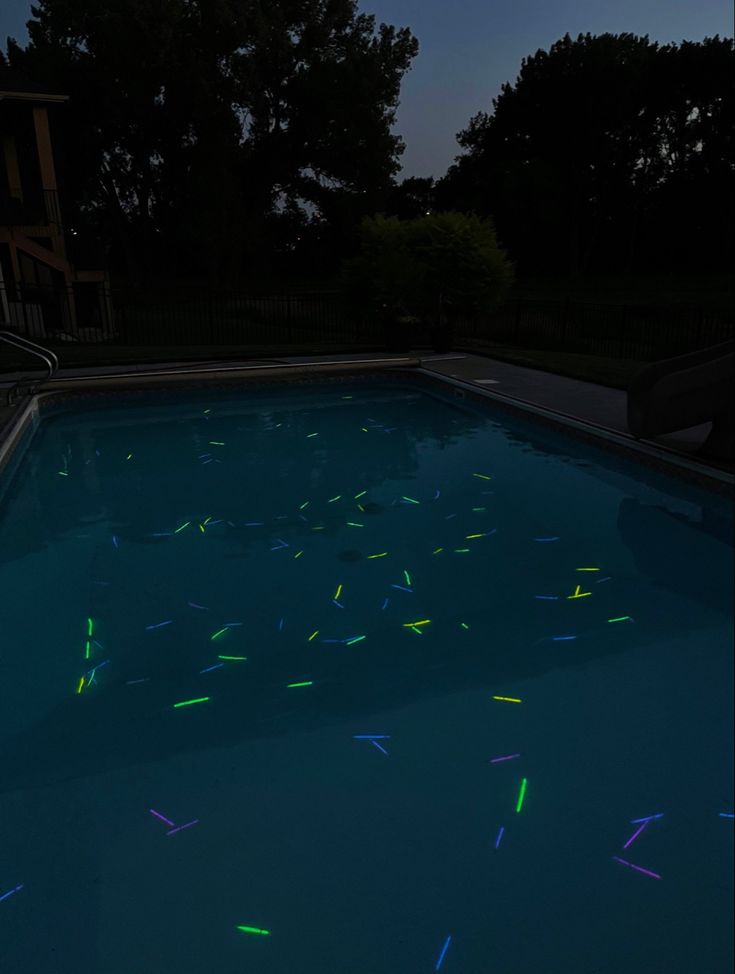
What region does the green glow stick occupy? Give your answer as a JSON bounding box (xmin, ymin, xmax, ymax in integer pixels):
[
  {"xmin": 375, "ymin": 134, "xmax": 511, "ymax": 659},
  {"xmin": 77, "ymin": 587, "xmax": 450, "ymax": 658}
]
[
  {"xmin": 85, "ymin": 640, "xmax": 91, "ymax": 659},
  {"xmin": 346, "ymin": 522, "xmax": 364, "ymax": 527},
  {"xmin": 87, "ymin": 618, "xmax": 94, "ymax": 637},
  {"xmin": 218, "ymin": 655, "xmax": 247, "ymax": 660},
  {"xmin": 401, "ymin": 496, "xmax": 420, "ymax": 504},
  {"xmin": 299, "ymin": 501, "xmax": 310, "ymax": 509},
  {"xmin": 126, "ymin": 454, "xmax": 133, "ymax": 460},
  {"xmin": 294, "ymin": 550, "xmax": 303, "ymax": 558},
  {"xmin": 287, "ymin": 681, "xmax": 313, "ymax": 688},
  {"xmin": 354, "ymin": 490, "xmax": 367, "ymax": 499},
  {"xmin": 308, "ymin": 630, "xmax": 319, "ymax": 641},
  {"xmin": 58, "ymin": 470, "xmax": 69, "ymax": 476},
  {"xmin": 210, "ymin": 628, "xmax": 228, "ymax": 640},
  {"xmin": 174, "ymin": 521, "xmax": 190, "ymax": 534},
  {"xmin": 173, "ymin": 697, "xmax": 210, "ymax": 708},
  {"xmin": 237, "ymin": 926, "xmax": 271, "ymax": 936},
  {"xmin": 473, "ymin": 473, "xmax": 492, "ymax": 480},
  {"xmin": 608, "ymin": 616, "xmax": 632, "ymax": 623},
  {"xmin": 455, "ymin": 548, "xmax": 470, "ymax": 553},
  {"xmin": 306, "ymin": 432, "xmax": 319, "ymax": 438},
  {"xmin": 460, "ymin": 622, "xmax": 469, "ymax": 629},
  {"xmin": 367, "ymin": 552, "xmax": 388, "ymax": 559},
  {"xmin": 516, "ymin": 777, "xmax": 528, "ymax": 813},
  {"xmin": 433, "ymin": 547, "xmax": 443, "ymax": 554},
  {"xmin": 403, "ymin": 570, "xmax": 411, "ymax": 586},
  {"xmin": 209, "ymin": 441, "xmax": 225, "ymax": 445},
  {"xmin": 328, "ymin": 495, "xmax": 341, "ymax": 503}
]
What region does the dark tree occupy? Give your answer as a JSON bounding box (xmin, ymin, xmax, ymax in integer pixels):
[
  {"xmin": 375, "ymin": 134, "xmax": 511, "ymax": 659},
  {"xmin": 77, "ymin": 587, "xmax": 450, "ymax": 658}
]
[
  {"xmin": 5, "ymin": 0, "xmax": 418, "ymax": 283},
  {"xmin": 434, "ymin": 32, "xmax": 734, "ymax": 279}
]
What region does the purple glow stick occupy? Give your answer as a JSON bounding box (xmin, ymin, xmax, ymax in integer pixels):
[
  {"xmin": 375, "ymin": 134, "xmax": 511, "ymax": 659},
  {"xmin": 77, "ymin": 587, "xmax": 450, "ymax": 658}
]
[
  {"xmin": 166, "ymin": 819, "xmax": 199, "ymax": 836},
  {"xmin": 596, "ymin": 576, "xmax": 612, "ymax": 583},
  {"xmin": 353, "ymin": 735, "xmax": 391, "ymax": 739},
  {"xmin": 371, "ymin": 741, "xmax": 389, "ymax": 755},
  {"xmin": 533, "ymin": 536, "xmax": 559, "ymax": 542},
  {"xmin": 494, "ymin": 826, "xmax": 505, "ymax": 849},
  {"xmin": 200, "ymin": 663, "xmax": 224, "ymax": 673},
  {"xmin": 623, "ymin": 821, "xmax": 648, "ymax": 849},
  {"xmin": 612, "ymin": 856, "xmax": 661, "ymax": 880},
  {"xmin": 490, "ymin": 753, "xmax": 521, "ymax": 764},
  {"xmin": 0, "ymin": 884, "xmax": 23, "ymax": 903},
  {"xmin": 535, "ymin": 595, "xmax": 559, "ymax": 600},
  {"xmin": 126, "ymin": 678, "xmax": 150, "ymax": 685},
  {"xmin": 187, "ymin": 602, "xmax": 209, "ymax": 610},
  {"xmin": 149, "ymin": 809, "xmax": 176, "ymax": 827},
  {"xmin": 146, "ymin": 620, "xmax": 173, "ymax": 630},
  {"xmin": 630, "ymin": 813, "xmax": 664, "ymax": 824}
]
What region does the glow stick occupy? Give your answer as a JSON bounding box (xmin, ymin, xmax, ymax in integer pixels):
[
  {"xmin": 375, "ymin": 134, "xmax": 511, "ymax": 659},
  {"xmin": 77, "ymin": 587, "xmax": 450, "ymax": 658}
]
[
  {"xmin": 435, "ymin": 935, "xmax": 452, "ymax": 970},
  {"xmin": 173, "ymin": 697, "xmax": 209, "ymax": 708},
  {"xmin": 516, "ymin": 778, "xmax": 528, "ymax": 813},
  {"xmin": 149, "ymin": 809, "xmax": 175, "ymax": 827},
  {"xmin": 612, "ymin": 856, "xmax": 661, "ymax": 880}
]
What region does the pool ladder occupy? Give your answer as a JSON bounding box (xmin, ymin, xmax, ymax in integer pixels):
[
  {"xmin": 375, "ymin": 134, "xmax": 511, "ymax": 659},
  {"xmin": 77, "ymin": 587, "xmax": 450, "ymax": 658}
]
[{"xmin": 0, "ymin": 330, "xmax": 59, "ymax": 405}]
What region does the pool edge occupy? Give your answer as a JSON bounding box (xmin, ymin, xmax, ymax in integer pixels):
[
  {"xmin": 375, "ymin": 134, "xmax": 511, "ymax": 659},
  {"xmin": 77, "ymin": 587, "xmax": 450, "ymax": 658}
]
[{"xmin": 0, "ymin": 358, "xmax": 732, "ymax": 496}]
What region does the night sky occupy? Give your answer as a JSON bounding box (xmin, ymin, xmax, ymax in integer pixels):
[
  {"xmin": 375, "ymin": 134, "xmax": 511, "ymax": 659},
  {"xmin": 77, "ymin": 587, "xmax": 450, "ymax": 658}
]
[{"xmin": 1, "ymin": 0, "xmax": 732, "ymax": 178}]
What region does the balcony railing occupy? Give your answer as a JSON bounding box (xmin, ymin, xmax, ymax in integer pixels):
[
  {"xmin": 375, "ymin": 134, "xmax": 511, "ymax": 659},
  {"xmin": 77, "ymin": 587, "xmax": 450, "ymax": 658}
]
[{"xmin": 0, "ymin": 189, "xmax": 62, "ymax": 229}]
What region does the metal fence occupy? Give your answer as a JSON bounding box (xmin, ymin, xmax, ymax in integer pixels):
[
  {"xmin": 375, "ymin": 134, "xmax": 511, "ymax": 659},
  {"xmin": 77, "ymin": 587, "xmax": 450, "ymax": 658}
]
[{"xmin": 0, "ymin": 282, "xmax": 732, "ymax": 360}]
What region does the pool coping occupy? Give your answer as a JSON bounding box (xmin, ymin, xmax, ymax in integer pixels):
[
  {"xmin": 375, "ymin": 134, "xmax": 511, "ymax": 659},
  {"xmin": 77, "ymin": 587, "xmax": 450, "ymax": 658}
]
[{"xmin": 0, "ymin": 357, "xmax": 732, "ymax": 495}]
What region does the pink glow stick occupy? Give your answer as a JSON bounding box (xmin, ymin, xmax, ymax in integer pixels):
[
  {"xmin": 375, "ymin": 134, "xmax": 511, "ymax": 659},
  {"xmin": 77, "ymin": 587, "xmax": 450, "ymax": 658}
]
[
  {"xmin": 149, "ymin": 809, "xmax": 176, "ymax": 827},
  {"xmin": 612, "ymin": 856, "xmax": 661, "ymax": 879},
  {"xmin": 166, "ymin": 819, "xmax": 199, "ymax": 836},
  {"xmin": 490, "ymin": 753, "xmax": 521, "ymax": 764},
  {"xmin": 622, "ymin": 821, "xmax": 648, "ymax": 850}
]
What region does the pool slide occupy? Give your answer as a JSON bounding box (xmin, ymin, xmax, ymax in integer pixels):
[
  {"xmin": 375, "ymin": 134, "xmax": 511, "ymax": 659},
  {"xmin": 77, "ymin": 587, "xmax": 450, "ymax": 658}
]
[{"xmin": 626, "ymin": 340, "xmax": 734, "ymax": 460}]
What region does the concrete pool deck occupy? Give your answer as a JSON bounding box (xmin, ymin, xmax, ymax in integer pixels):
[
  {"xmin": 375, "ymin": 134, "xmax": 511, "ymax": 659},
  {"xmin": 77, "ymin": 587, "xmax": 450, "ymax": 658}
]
[{"xmin": 0, "ymin": 349, "xmax": 732, "ymax": 475}]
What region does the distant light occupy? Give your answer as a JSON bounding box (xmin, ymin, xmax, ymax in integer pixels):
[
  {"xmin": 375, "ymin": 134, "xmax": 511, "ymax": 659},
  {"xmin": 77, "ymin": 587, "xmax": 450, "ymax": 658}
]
[{"xmin": 425, "ymin": 210, "xmax": 430, "ymax": 215}]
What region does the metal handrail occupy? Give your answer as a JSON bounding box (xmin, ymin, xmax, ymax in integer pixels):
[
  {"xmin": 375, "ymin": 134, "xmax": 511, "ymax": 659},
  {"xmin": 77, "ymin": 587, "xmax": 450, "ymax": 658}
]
[{"xmin": 0, "ymin": 329, "xmax": 59, "ymax": 404}]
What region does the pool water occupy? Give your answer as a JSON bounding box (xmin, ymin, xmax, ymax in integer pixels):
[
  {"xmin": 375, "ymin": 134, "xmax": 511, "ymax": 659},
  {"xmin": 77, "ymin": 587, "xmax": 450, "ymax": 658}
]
[{"xmin": 0, "ymin": 377, "xmax": 732, "ymax": 974}]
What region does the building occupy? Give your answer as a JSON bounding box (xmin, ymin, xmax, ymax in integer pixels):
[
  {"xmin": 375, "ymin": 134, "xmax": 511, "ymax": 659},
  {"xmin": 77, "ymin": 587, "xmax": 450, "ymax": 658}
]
[{"xmin": 0, "ymin": 78, "xmax": 112, "ymax": 338}]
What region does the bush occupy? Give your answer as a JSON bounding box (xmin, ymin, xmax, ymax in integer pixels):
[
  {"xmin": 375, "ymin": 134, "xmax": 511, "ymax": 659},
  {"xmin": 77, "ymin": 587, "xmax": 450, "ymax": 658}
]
[{"xmin": 341, "ymin": 211, "xmax": 516, "ymax": 332}]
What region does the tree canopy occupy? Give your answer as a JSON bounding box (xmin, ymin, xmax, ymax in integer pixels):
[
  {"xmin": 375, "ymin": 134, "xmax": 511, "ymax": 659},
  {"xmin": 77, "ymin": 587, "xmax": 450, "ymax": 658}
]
[
  {"xmin": 434, "ymin": 32, "xmax": 734, "ymax": 277},
  {"xmin": 4, "ymin": 0, "xmax": 418, "ymax": 282}
]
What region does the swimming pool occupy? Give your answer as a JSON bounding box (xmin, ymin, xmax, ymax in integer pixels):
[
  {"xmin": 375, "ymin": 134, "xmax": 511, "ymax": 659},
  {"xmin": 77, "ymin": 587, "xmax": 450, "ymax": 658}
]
[{"xmin": 1, "ymin": 372, "xmax": 732, "ymax": 974}]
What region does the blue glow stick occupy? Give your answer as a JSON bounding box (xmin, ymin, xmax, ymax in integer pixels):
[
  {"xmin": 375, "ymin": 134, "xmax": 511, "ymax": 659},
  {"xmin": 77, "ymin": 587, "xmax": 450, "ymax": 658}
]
[
  {"xmin": 112, "ymin": 535, "xmax": 119, "ymax": 548},
  {"xmin": 200, "ymin": 663, "xmax": 225, "ymax": 673},
  {"xmin": 188, "ymin": 602, "xmax": 209, "ymax": 610},
  {"xmin": 535, "ymin": 595, "xmax": 559, "ymax": 600},
  {"xmin": 391, "ymin": 584, "xmax": 413, "ymax": 592},
  {"xmin": 371, "ymin": 741, "xmax": 389, "ymax": 755},
  {"xmin": 435, "ymin": 935, "xmax": 452, "ymax": 971},
  {"xmin": 278, "ymin": 618, "xmax": 284, "ymax": 631},
  {"xmin": 533, "ymin": 536, "xmax": 559, "ymax": 542},
  {"xmin": 719, "ymin": 812, "xmax": 734, "ymax": 818},
  {"xmin": 333, "ymin": 600, "xmax": 345, "ymax": 608},
  {"xmin": 244, "ymin": 522, "xmax": 264, "ymax": 526},
  {"xmin": 434, "ymin": 489, "xmax": 441, "ymax": 499},
  {"xmin": 0, "ymin": 884, "xmax": 23, "ymax": 903},
  {"xmin": 630, "ymin": 813, "xmax": 664, "ymax": 824},
  {"xmin": 444, "ymin": 513, "xmax": 457, "ymax": 520},
  {"xmin": 353, "ymin": 735, "xmax": 391, "ymax": 739},
  {"xmin": 552, "ymin": 635, "xmax": 576, "ymax": 641},
  {"xmin": 146, "ymin": 620, "xmax": 173, "ymax": 630},
  {"xmin": 495, "ymin": 826, "xmax": 505, "ymax": 849},
  {"xmin": 381, "ymin": 598, "xmax": 390, "ymax": 610}
]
